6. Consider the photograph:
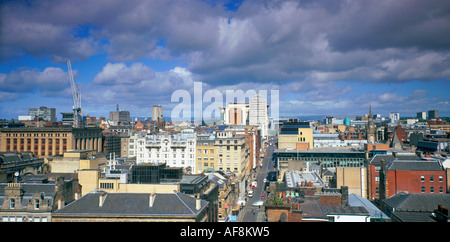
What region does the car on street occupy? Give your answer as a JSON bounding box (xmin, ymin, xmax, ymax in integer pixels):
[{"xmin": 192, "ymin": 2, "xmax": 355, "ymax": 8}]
[
  {"xmin": 252, "ymin": 200, "xmax": 264, "ymax": 206},
  {"xmin": 248, "ymin": 190, "xmax": 253, "ymax": 197}
]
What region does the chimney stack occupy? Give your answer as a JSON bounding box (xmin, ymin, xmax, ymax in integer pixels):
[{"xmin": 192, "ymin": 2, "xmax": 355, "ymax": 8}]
[
  {"xmin": 341, "ymin": 186, "xmax": 348, "ymax": 206},
  {"xmin": 149, "ymin": 193, "xmax": 156, "ymax": 207},
  {"xmin": 99, "ymin": 192, "xmax": 107, "ymax": 207},
  {"xmin": 58, "ymin": 196, "xmax": 65, "ymax": 210},
  {"xmin": 75, "ymin": 190, "xmax": 81, "ymax": 200},
  {"xmin": 196, "ymin": 194, "xmax": 202, "ymax": 211}
]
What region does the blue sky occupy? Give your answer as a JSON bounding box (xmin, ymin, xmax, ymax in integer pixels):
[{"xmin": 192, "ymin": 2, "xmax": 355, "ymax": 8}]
[{"xmin": 1, "ymin": 0, "xmax": 450, "ymax": 121}]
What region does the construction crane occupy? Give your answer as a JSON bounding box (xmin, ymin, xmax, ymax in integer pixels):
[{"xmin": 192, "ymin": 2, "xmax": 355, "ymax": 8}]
[{"xmin": 67, "ymin": 59, "xmax": 83, "ymax": 128}]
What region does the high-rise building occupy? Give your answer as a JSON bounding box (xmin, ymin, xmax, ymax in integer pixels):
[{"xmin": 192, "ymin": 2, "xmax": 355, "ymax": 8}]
[
  {"xmin": 110, "ymin": 105, "xmax": 130, "ymax": 123},
  {"xmin": 249, "ymin": 94, "xmax": 269, "ymax": 138},
  {"xmin": 417, "ymin": 112, "xmax": 427, "ymax": 120},
  {"xmin": 28, "ymin": 106, "xmax": 56, "ymax": 122},
  {"xmin": 152, "ymin": 105, "xmax": 163, "ymax": 121},
  {"xmin": 389, "ymin": 112, "xmax": 400, "ymax": 123},
  {"xmin": 428, "ymin": 110, "xmax": 438, "ymax": 119},
  {"xmin": 219, "ymin": 102, "xmax": 249, "ymax": 125}
]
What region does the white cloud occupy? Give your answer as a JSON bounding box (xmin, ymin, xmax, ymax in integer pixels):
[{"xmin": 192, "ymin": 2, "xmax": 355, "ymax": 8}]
[{"xmin": 0, "ymin": 67, "xmax": 69, "ymax": 93}]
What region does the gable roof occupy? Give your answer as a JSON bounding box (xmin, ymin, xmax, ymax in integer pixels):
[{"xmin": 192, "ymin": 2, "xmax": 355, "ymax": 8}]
[
  {"xmin": 384, "ymin": 193, "xmax": 450, "ymax": 212},
  {"xmin": 387, "ymin": 160, "xmax": 443, "ymax": 171}
]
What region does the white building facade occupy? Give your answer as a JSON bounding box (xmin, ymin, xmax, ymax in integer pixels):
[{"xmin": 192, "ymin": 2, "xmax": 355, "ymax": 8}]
[
  {"xmin": 249, "ymin": 94, "xmax": 269, "ymax": 139},
  {"xmin": 136, "ymin": 132, "xmax": 197, "ymax": 174}
]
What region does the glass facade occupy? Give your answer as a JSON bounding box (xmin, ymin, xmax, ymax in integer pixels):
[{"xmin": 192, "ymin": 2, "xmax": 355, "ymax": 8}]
[
  {"xmin": 275, "ymin": 150, "xmax": 366, "ymax": 168},
  {"xmin": 131, "ymin": 163, "xmax": 183, "ymax": 184}
]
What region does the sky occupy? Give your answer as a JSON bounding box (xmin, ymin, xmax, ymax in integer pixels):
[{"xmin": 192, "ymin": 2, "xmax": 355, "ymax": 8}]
[{"xmin": 1, "ymin": 0, "xmax": 450, "ymax": 121}]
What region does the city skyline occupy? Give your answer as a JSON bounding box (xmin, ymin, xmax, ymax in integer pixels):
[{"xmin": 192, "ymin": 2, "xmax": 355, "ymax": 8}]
[{"xmin": 1, "ymin": 0, "xmax": 450, "ymax": 120}]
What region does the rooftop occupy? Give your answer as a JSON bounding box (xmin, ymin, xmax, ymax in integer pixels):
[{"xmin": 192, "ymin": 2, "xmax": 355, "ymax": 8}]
[{"xmin": 54, "ymin": 190, "xmax": 208, "ymax": 217}]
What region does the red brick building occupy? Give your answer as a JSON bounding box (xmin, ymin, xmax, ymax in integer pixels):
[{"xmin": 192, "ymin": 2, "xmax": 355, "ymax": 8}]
[
  {"xmin": 369, "ymin": 154, "xmax": 447, "ymax": 200},
  {"xmin": 377, "ymin": 158, "xmax": 447, "ymax": 200}
]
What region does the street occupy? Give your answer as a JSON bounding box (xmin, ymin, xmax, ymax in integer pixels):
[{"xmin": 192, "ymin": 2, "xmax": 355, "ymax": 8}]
[{"xmin": 239, "ymin": 139, "xmax": 276, "ymax": 222}]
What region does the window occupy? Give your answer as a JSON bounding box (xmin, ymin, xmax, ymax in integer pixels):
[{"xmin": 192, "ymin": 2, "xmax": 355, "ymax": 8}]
[
  {"xmin": 430, "ymin": 187, "xmax": 434, "ymax": 193},
  {"xmin": 421, "ymin": 187, "xmax": 425, "ymax": 193},
  {"xmin": 421, "ymin": 175, "xmax": 425, "ymax": 182},
  {"xmin": 34, "ymin": 199, "xmax": 40, "ymax": 210},
  {"xmin": 439, "ymin": 175, "xmax": 443, "ymax": 183},
  {"xmin": 10, "ymin": 198, "xmax": 15, "ymax": 209},
  {"xmin": 100, "ymin": 183, "xmax": 114, "ymax": 189},
  {"xmin": 430, "ymin": 175, "xmax": 434, "ymax": 183}
]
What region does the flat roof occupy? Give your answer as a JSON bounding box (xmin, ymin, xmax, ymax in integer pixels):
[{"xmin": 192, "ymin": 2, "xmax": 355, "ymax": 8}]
[{"xmin": 275, "ymin": 148, "xmax": 365, "ymax": 154}]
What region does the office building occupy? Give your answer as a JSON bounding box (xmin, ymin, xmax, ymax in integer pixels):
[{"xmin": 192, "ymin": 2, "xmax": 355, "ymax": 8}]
[
  {"xmin": 278, "ymin": 119, "xmax": 313, "ymax": 150},
  {"xmin": 52, "ymin": 190, "xmax": 209, "ymax": 222},
  {"xmin": 389, "ymin": 112, "xmax": 400, "ymax": 123},
  {"xmin": 28, "ymin": 106, "xmax": 56, "ymax": 122},
  {"xmin": 428, "ymin": 110, "xmax": 438, "ymax": 119},
  {"xmin": 0, "ymin": 127, "xmax": 103, "ymax": 158},
  {"xmin": 417, "ymin": 112, "xmax": 427, "ymax": 120},
  {"xmin": 219, "ymin": 102, "xmax": 249, "ymax": 126},
  {"xmin": 136, "ymin": 132, "xmax": 197, "ymax": 174},
  {"xmin": 219, "ymin": 94, "xmax": 269, "ymax": 138},
  {"xmin": 152, "ymin": 105, "xmax": 163, "ymax": 121},
  {"xmin": 109, "ymin": 105, "xmax": 130, "ymax": 123},
  {"xmin": 196, "ymin": 134, "xmax": 216, "ymax": 173},
  {"xmin": 249, "ymin": 94, "xmax": 269, "ymax": 138}
]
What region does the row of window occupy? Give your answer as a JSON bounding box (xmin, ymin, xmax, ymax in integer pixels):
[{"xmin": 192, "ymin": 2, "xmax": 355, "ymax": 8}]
[
  {"xmin": 374, "ymin": 175, "xmax": 444, "ymax": 184},
  {"xmin": 421, "ymin": 175, "xmax": 444, "ymax": 183},
  {"xmin": 9, "ymin": 198, "xmax": 41, "ymax": 210},
  {"xmin": 374, "ymin": 186, "xmax": 446, "ymax": 194},
  {"xmin": 198, "ymin": 149, "xmax": 215, "ymax": 154},
  {"xmin": 198, "ymin": 162, "xmax": 215, "ymax": 167},
  {"xmin": 198, "ymin": 156, "xmax": 214, "ymax": 161},
  {"xmin": 4, "ymin": 133, "xmax": 68, "ymax": 137},
  {"xmin": 100, "ymin": 183, "xmax": 114, "ymax": 189},
  {"xmin": 2, "ymin": 216, "xmax": 48, "ymax": 222},
  {"xmin": 218, "ymin": 139, "xmax": 239, "ymax": 144}
]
